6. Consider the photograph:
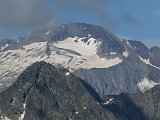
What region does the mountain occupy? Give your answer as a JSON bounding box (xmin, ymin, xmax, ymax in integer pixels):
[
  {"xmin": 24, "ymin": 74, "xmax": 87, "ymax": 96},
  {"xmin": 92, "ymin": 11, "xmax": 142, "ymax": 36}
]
[
  {"xmin": 0, "ymin": 23, "xmax": 160, "ymax": 96},
  {"xmin": 0, "ymin": 61, "xmax": 160, "ymax": 120},
  {"xmin": 74, "ymin": 53, "xmax": 160, "ymax": 95},
  {"xmin": 150, "ymin": 46, "xmax": 160, "ymax": 68},
  {"xmin": 108, "ymin": 85, "xmax": 160, "ymax": 120},
  {"xmin": 0, "ymin": 62, "xmax": 116, "ymax": 120}
]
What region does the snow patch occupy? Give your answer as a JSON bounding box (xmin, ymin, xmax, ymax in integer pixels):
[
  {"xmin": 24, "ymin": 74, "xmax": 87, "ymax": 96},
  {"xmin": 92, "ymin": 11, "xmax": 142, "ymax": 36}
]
[
  {"xmin": 0, "ymin": 116, "xmax": 11, "ymax": 120},
  {"xmin": 1, "ymin": 44, "xmax": 10, "ymax": 51},
  {"xmin": 65, "ymin": 72, "xmax": 70, "ymax": 76},
  {"xmin": 54, "ymin": 37, "xmax": 101, "ymax": 56},
  {"xmin": 110, "ymin": 52, "xmax": 117, "ymax": 55},
  {"xmin": 79, "ymin": 56, "xmax": 122, "ymax": 69},
  {"xmin": 123, "ymin": 51, "xmax": 129, "ymax": 57},
  {"xmin": 137, "ymin": 77, "xmax": 159, "ymax": 92},
  {"xmin": 102, "ymin": 98, "xmax": 114, "ymax": 105},
  {"xmin": 139, "ymin": 56, "xmax": 160, "ymax": 70},
  {"xmin": 88, "ymin": 34, "xmax": 91, "ymax": 37},
  {"xmin": 0, "ymin": 41, "xmax": 123, "ymax": 87},
  {"xmin": 46, "ymin": 31, "xmax": 50, "ymax": 35},
  {"xmin": 18, "ymin": 103, "xmax": 26, "ymax": 120},
  {"xmin": 126, "ymin": 41, "xmax": 132, "ymax": 49},
  {"xmin": 75, "ymin": 111, "xmax": 79, "ymax": 114}
]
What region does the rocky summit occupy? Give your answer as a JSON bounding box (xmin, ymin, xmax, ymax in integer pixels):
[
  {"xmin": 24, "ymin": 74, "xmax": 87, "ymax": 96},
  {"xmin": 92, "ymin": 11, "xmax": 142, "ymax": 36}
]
[
  {"xmin": 0, "ymin": 61, "xmax": 160, "ymax": 120},
  {"xmin": 108, "ymin": 85, "xmax": 160, "ymax": 120},
  {"xmin": 0, "ymin": 23, "xmax": 160, "ymax": 96},
  {"xmin": 0, "ymin": 62, "xmax": 116, "ymax": 120}
]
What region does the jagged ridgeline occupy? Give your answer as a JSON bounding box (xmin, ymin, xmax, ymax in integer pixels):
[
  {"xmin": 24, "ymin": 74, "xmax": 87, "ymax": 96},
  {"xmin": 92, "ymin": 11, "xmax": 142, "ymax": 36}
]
[
  {"xmin": 0, "ymin": 62, "xmax": 160, "ymax": 120},
  {"xmin": 0, "ymin": 62, "xmax": 116, "ymax": 120},
  {"xmin": 0, "ymin": 23, "xmax": 160, "ymax": 96}
]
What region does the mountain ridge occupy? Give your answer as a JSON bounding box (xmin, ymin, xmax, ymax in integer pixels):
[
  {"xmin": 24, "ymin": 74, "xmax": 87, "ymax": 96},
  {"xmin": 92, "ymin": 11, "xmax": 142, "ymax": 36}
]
[
  {"xmin": 0, "ymin": 22, "xmax": 160, "ymax": 96},
  {"xmin": 0, "ymin": 61, "xmax": 116, "ymax": 120},
  {"xmin": 0, "ymin": 61, "xmax": 160, "ymax": 120}
]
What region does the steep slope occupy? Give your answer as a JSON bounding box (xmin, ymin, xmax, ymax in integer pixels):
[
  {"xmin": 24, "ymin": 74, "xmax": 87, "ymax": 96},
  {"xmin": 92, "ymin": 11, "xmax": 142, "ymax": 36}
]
[
  {"xmin": 125, "ymin": 40, "xmax": 150, "ymax": 59},
  {"xmin": 150, "ymin": 46, "xmax": 160, "ymax": 68},
  {"xmin": 0, "ymin": 23, "xmax": 127, "ymax": 92},
  {"xmin": 0, "ymin": 23, "xmax": 160, "ymax": 96},
  {"xmin": 0, "ymin": 62, "xmax": 160, "ymax": 120},
  {"xmin": 0, "ymin": 62, "xmax": 116, "ymax": 120},
  {"xmin": 74, "ymin": 53, "xmax": 160, "ymax": 96},
  {"xmin": 107, "ymin": 85, "xmax": 160, "ymax": 120}
]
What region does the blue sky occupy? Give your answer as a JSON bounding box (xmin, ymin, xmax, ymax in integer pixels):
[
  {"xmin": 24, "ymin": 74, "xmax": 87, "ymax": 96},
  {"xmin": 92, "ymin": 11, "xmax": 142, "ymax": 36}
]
[{"xmin": 0, "ymin": 0, "xmax": 159, "ymax": 47}]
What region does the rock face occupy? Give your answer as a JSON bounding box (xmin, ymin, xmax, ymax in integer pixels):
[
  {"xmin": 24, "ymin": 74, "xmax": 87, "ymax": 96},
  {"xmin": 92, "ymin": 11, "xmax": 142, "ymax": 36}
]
[
  {"xmin": 108, "ymin": 85, "xmax": 160, "ymax": 120},
  {"xmin": 0, "ymin": 62, "xmax": 116, "ymax": 120},
  {"xmin": 0, "ymin": 22, "xmax": 160, "ymax": 96},
  {"xmin": 150, "ymin": 46, "xmax": 160, "ymax": 68},
  {"xmin": 0, "ymin": 61, "xmax": 160, "ymax": 120},
  {"xmin": 0, "ymin": 23, "xmax": 126, "ymax": 93},
  {"xmin": 0, "ymin": 23, "xmax": 125, "ymax": 54},
  {"xmin": 127, "ymin": 40, "xmax": 150, "ymax": 59},
  {"xmin": 74, "ymin": 53, "xmax": 160, "ymax": 95}
]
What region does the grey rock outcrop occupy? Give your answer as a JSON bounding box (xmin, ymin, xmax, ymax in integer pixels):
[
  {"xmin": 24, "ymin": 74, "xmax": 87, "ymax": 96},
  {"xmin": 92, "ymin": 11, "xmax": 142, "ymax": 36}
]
[
  {"xmin": 0, "ymin": 62, "xmax": 116, "ymax": 120},
  {"xmin": 0, "ymin": 23, "xmax": 160, "ymax": 97},
  {"xmin": 0, "ymin": 62, "xmax": 160, "ymax": 120},
  {"xmin": 108, "ymin": 85, "xmax": 160, "ymax": 120},
  {"xmin": 150, "ymin": 46, "xmax": 160, "ymax": 68},
  {"xmin": 74, "ymin": 53, "xmax": 160, "ymax": 96}
]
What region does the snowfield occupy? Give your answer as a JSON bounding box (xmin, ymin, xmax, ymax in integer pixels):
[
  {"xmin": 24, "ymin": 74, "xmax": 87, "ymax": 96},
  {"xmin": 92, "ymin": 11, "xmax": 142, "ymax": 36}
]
[
  {"xmin": 0, "ymin": 37, "xmax": 123, "ymax": 89},
  {"xmin": 54, "ymin": 37, "xmax": 101, "ymax": 56},
  {"xmin": 137, "ymin": 77, "xmax": 159, "ymax": 92},
  {"xmin": 139, "ymin": 56, "xmax": 160, "ymax": 70}
]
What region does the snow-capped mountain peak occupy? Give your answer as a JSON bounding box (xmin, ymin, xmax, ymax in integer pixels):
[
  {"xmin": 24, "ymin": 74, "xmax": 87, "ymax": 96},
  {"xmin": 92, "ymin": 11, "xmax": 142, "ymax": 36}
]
[{"xmin": 0, "ymin": 23, "xmax": 160, "ymax": 96}]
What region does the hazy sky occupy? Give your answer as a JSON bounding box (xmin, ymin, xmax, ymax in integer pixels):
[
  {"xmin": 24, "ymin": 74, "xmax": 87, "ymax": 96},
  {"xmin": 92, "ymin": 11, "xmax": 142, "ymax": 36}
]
[{"xmin": 0, "ymin": 0, "xmax": 159, "ymax": 47}]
